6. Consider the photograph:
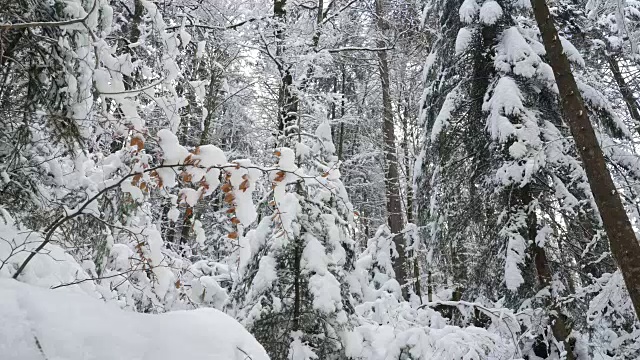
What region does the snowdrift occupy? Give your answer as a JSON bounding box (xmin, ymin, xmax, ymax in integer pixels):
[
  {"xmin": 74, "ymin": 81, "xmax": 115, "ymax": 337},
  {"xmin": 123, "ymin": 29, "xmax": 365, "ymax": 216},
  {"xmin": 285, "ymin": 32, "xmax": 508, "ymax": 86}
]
[{"xmin": 0, "ymin": 279, "xmax": 269, "ymax": 360}]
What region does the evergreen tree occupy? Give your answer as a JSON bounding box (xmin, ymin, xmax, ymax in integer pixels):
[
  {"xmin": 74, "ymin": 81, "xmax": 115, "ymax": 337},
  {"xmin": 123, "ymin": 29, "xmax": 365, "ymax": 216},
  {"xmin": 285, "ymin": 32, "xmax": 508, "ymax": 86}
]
[{"xmin": 231, "ymin": 122, "xmax": 355, "ymax": 359}]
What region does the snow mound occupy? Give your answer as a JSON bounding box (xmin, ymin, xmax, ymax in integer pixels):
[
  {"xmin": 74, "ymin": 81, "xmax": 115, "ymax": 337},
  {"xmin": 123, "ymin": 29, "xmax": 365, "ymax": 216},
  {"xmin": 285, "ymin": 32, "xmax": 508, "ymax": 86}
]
[{"xmin": 0, "ymin": 279, "xmax": 270, "ymax": 360}]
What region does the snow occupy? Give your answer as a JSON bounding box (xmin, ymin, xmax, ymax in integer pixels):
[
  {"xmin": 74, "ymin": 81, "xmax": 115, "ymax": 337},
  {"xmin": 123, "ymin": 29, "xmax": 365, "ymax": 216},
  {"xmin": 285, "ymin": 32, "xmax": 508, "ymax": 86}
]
[
  {"xmin": 0, "ymin": 279, "xmax": 269, "ymax": 360},
  {"xmin": 155, "ymin": 96, "xmax": 188, "ymax": 133},
  {"xmin": 560, "ymin": 36, "xmax": 586, "ymax": 67},
  {"xmin": 535, "ymin": 224, "xmax": 553, "ymax": 247},
  {"xmin": 313, "ymin": 120, "xmax": 336, "ymax": 154},
  {"xmin": 479, "ymin": 1, "xmax": 503, "ymax": 25},
  {"xmin": 577, "ymin": 80, "xmax": 632, "ymax": 138},
  {"xmin": 346, "ymin": 299, "xmax": 504, "ymax": 360},
  {"xmin": 513, "ymin": 0, "xmax": 531, "ymax": 8},
  {"xmin": 308, "ymin": 272, "xmax": 342, "ymax": 313},
  {"xmin": 288, "ymin": 331, "xmax": 318, "ymax": 360},
  {"xmin": 483, "ymin": 76, "xmax": 521, "ymax": 142},
  {"xmin": 179, "ymin": 187, "xmax": 200, "ymax": 207},
  {"xmin": 0, "ymin": 212, "xmax": 95, "ymax": 295},
  {"xmin": 504, "ymin": 233, "xmax": 526, "ymax": 291},
  {"xmin": 459, "ymin": 0, "xmax": 480, "ymax": 24},
  {"xmin": 302, "ymin": 235, "xmax": 330, "ymax": 274},
  {"xmin": 430, "ymin": 87, "xmax": 460, "ymax": 141},
  {"xmin": 508, "ymin": 141, "xmax": 527, "ymax": 159},
  {"xmin": 495, "ymin": 27, "xmax": 542, "ymax": 79},
  {"xmin": 179, "ymin": 25, "xmax": 192, "ymax": 48},
  {"xmin": 194, "ymin": 219, "xmax": 206, "ymax": 246},
  {"xmin": 196, "ymin": 40, "xmax": 207, "ymax": 58},
  {"xmin": 143, "ymin": 226, "xmax": 174, "ymax": 299},
  {"xmin": 189, "ymin": 144, "xmax": 227, "ymax": 195},
  {"xmin": 157, "ymin": 129, "xmax": 189, "ymax": 188},
  {"xmin": 228, "ymin": 159, "xmax": 261, "ymax": 226},
  {"xmin": 191, "ymin": 275, "xmax": 228, "ymax": 309},
  {"xmin": 249, "ymin": 255, "xmax": 277, "ymax": 298},
  {"xmin": 455, "ymin": 27, "xmax": 474, "ymax": 55}
]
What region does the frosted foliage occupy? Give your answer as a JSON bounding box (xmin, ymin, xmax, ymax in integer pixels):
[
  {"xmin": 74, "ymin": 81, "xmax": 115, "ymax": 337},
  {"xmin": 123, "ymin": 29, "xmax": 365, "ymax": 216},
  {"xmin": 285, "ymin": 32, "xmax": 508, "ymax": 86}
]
[
  {"xmin": 249, "ymin": 256, "xmax": 277, "ymax": 299},
  {"xmin": 553, "ymin": 175, "xmax": 580, "ymax": 214},
  {"xmin": 309, "ymin": 273, "xmax": 342, "ymax": 313},
  {"xmin": 560, "ymin": 36, "xmax": 586, "ymax": 66},
  {"xmin": 508, "ymin": 141, "xmax": 527, "ymax": 159},
  {"xmin": 479, "ymin": 1, "xmax": 503, "ymax": 25},
  {"xmin": 535, "ymin": 225, "xmax": 553, "ymax": 247},
  {"xmin": 188, "ymin": 145, "xmax": 227, "ymax": 196},
  {"xmin": 302, "ymin": 235, "xmax": 330, "ymax": 275},
  {"xmin": 499, "ymin": 207, "xmax": 532, "ymax": 292},
  {"xmin": 485, "ymin": 75, "xmax": 542, "ymax": 186},
  {"xmin": 460, "ymin": 0, "xmax": 480, "ymax": 23},
  {"xmin": 352, "ymin": 225, "xmax": 402, "ymax": 302},
  {"xmin": 143, "ymin": 227, "xmax": 173, "ymax": 299},
  {"xmin": 483, "ymin": 76, "xmax": 522, "ymax": 142},
  {"xmin": 313, "ymin": 120, "xmax": 336, "ymax": 155},
  {"xmin": 504, "ymin": 233, "xmax": 526, "ymax": 291},
  {"xmin": 495, "ymin": 27, "xmax": 552, "ymax": 87},
  {"xmin": 5, "ymin": 0, "xmax": 639, "ymax": 358},
  {"xmin": 157, "ymin": 129, "xmax": 189, "ymax": 188},
  {"xmin": 191, "ymin": 276, "xmax": 228, "ymax": 309},
  {"xmin": 179, "ymin": 188, "xmax": 199, "ymax": 207},
  {"xmin": 193, "ymin": 220, "xmax": 206, "ymax": 247},
  {"xmin": 228, "ymin": 160, "xmax": 261, "ymax": 226},
  {"xmin": 431, "ymin": 87, "xmax": 461, "ymax": 141},
  {"xmin": 346, "ymin": 297, "xmax": 504, "ymax": 360},
  {"xmin": 455, "ymin": 27, "xmax": 475, "ymax": 55},
  {"xmin": 577, "ymin": 80, "xmax": 632, "ymax": 138},
  {"xmin": 288, "ymin": 331, "xmax": 318, "ymax": 360}
]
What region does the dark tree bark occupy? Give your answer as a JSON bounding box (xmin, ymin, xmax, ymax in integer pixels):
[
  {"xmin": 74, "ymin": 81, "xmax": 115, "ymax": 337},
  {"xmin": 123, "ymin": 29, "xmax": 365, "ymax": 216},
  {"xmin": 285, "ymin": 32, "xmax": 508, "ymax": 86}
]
[
  {"xmin": 607, "ymin": 55, "xmax": 640, "ymax": 130},
  {"xmin": 375, "ymin": 0, "xmax": 407, "ymax": 298},
  {"xmin": 532, "ymin": 0, "xmax": 640, "ymax": 320},
  {"xmin": 520, "ymin": 186, "xmax": 575, "ymax": 359},
  {"xmin": 274, "ymin": 0, "xmax": 298, "ymax": 145}
]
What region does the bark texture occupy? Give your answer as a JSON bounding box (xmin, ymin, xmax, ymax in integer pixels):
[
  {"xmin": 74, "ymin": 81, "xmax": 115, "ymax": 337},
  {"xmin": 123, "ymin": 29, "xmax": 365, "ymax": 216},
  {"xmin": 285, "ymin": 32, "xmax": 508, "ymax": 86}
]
[
  {"xmin": 532, "ymin": 0, "xmax": 640, "ymax": 320},
  {"xmin": 375, "ymin": 0, "xmax": 407, "ymax": 298},
  {"xmin": 607, "ymin": 55, "xmax": 640, "ymax": 130}
]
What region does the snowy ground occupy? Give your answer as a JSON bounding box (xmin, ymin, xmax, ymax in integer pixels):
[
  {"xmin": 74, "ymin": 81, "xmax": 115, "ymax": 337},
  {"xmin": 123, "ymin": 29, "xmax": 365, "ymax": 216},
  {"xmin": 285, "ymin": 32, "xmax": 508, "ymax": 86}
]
[{"xmin": 0, "ymin": 279, "xmax": 269, "ymax": 360}]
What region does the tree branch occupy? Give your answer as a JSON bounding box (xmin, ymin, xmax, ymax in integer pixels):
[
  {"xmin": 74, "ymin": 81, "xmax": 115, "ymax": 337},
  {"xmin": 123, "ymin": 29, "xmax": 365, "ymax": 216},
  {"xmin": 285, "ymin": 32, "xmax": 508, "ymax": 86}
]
[{"xmin": 0, "ymin": 0, "xmax": 98, "ymax": 30}]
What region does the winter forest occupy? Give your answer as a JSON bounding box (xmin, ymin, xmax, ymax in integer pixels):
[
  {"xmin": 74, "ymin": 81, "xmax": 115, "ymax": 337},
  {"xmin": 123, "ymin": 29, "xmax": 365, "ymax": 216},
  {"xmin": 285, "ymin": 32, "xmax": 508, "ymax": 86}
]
[{"xmin": 4, "ymin": 0, "xmax": 640, "ymax": 358}]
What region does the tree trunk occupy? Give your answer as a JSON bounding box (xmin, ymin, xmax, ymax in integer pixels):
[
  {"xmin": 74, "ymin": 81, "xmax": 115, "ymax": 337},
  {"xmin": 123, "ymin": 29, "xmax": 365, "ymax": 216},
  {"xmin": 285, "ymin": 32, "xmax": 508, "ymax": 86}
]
[
  {"xmin": 402, "ymin": 99, "xmax": 421, "ymax": 299},
  {"xmin": 532, "ymin": 0, "xmax": 640, "ymax": 320},
  {"xmin": 274, "ymin": 0, "xmax": 298, "ymax": 145},
  {"xmin": 607, "ymin": 55, "xmax": 640, "ymax": 130},
  {"xmin": 375, "ymin": 0, "xmax": 407, "ymax": 299},
  {"xmin": 274, "ymin": 0, "xmax": 303, "ymax": 333},
  {"xmin": 337, "ymin": 66, "xmax": 346, "ymax": 161},
  {"xmin": 521, "ymin": 186, "xmax": 575, "ymax": 359},
  {"xmin": 200, "ymin": 63, "xmax": 222, "ymax": 146}
]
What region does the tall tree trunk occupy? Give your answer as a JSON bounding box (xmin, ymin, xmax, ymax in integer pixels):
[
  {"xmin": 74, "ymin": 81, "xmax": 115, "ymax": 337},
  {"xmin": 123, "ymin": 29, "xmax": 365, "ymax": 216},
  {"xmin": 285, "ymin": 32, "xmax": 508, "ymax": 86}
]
[
  {"xmin": 200, "ymin": 63, "xmax": 222, "ymax": 146},
  {"xmin": 607, "ymin": 54, "xmax": 640, "ymax": 130},
  {"xmin": 402, "ymin": 100, "xmax": 414, "ymax": 224},
  {"xmin": 521, "ymin": 186, "xmax": 575, "ymax": 359},
  {"xmin": 402, "ymin": 99, "xmax": 421, "ymax": 299},
  {"xmin": 337, "ymin": 65, "xmax": 346, "ymax": 161},
  {"xmin": 274, "ymin": 0, "xmax": 302, "ymax": 332},
  {"xmin": 532, "ymin": 0, "xmax": 640, "ymax": 320},
  {"xmin": 274, "ymin": 0, "xmax": 298, "ymax": 145},
  {"xmin": 375, "ymin": 0, "xmax": 407, "ymax": 298}
]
